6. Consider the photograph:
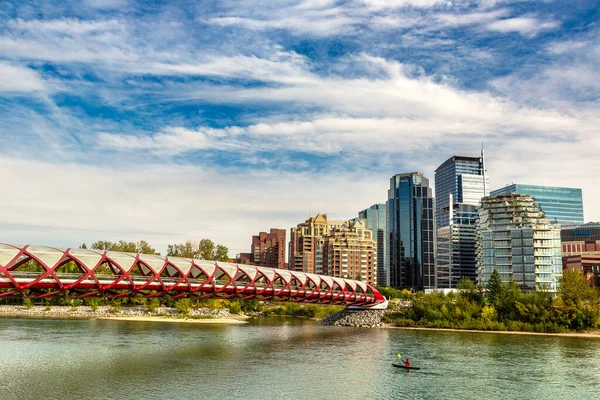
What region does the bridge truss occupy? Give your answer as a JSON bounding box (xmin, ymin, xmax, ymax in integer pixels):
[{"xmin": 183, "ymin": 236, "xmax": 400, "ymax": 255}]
[{"xmin": 0, "ymin": 244, "xmax": 387, "ymax": 308}]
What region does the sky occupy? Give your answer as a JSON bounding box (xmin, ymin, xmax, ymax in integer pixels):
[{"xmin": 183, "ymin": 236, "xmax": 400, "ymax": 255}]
[{"xmin": 0, "ymin": 0, "xmax": 598, "ymax": 257}]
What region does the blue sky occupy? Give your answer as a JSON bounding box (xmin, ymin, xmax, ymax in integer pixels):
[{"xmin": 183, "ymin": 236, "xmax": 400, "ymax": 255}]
[{"xmin": 0, "ymin": 0, "xmax": 599, "ymax": 256}]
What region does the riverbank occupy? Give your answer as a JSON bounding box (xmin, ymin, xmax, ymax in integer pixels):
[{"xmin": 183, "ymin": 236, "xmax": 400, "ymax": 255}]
[
  {"xmin": 384, "ymin": 325, "xmax": 600, "ymax": 338},
  {"xmin": 318, "ymin": 309, "xmax": 600, "ymax": 337},
  {"xmin": 98, "ymin": 315, "xmax": 248, "ymax": 324},
  {"xmin": 0, "ymin": 305, "xmax": 249, "ymax": 324}
]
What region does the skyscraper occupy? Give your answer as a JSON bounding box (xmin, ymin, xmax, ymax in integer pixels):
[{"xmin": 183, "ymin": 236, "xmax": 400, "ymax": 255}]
[
  {"xmin": 476, "ymin": 193, "xmax": 562, "ymax": 294},
  {"xmin": 491, "ymin": 184, "xmax": 584, "ymax": 226},
  {"xmin": 435, "ymin": 155, "xmax": 489, "ymax": 288},
  {"xmin": 387, "ymin": 172, "xmax": 435, "ymax": 290},
  {"xmin": 358, "ymin": 204, "xmax": 388, "ymax": 286}
]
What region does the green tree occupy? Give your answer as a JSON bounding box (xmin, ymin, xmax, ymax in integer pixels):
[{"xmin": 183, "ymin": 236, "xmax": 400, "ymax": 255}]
[
  {"xmin": 559, "ymin": 269, "xmax": 598, "ymax": 304},
  {"xmin": 214, "ymin": 244, "xmax": 229, "ymax": 262},
  {"xmin": 167, "ymin": 241, "xmax": 196, "ymax": 258},
  {"xmin": 167, "ymin": 239, "xmax": 229, "ymax": 261},
  {"xmin": 137, "ymin": 240, "xmax": 159, "ymax": 255},
  {"xmin": 198, "ymin": 239, "xmax": 216, "ymax": 260},
  {"xmin": 80, "ymin": 243, "xmax": 87, "ymax": 249},
  {"xmin": 90, "ymin": 240, "xmax": 159, "ymax": 255},
  {"xmin": 457, "ymin": 278, "xmax": 483, "ymax": 304},
  {"xmin": 486, "ymin": 269, "xmax": 504, "ymax": 305}
]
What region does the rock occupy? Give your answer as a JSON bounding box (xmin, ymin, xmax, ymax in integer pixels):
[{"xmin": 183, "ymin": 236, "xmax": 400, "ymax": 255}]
[{"xmin": 318, "ymin": 309, "xmax": 387, "ymax": 328}]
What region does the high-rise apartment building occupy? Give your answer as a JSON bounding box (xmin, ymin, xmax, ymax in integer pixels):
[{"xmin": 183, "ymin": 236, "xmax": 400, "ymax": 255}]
[
  {"xmin": 288, "ymin": 214, "xmax": 344, "ymax": 274},
  {"xmin": 324, "ymin": 220, "xmax": 377, "ymax": 285},
  {"xmin": 435, "ymin": 155, "xmax": 489, "ymax": 288},
  {"xmin": 358, "ymin": 204, "xmax": 388, "ymax": 286},
  {"xmin": 491, "ymin": 184, "xmax": 584, "ymax": 226},
  {"xmin": 387, "ymin": 172, "xmax": 436, "ymax": 291},
  {"xmin": 251, "ymin": 228, "xmax": 287, "ymax": 270},
  {"xmin": 476, "ymin": 193, "xmax": 563, "ymax": 294}
]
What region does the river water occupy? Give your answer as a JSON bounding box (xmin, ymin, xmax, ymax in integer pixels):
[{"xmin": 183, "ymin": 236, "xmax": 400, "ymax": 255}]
[{"xmin": 0, "ymin": 317, "xmax": 599, "ymax": 400}]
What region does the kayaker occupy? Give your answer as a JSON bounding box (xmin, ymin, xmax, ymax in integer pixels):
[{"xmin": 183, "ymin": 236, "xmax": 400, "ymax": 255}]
[{"xmin": 404, "ymin": 359, "xmax": 411, "ymax": 367}]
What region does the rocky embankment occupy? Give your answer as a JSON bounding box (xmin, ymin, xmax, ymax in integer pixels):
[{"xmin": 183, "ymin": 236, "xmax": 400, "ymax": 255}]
[
  {"xmin": 0, "ymin": 305, "xmax": 244, "ymax": 320},
  {"xmin": 318, "ymin": 309, "xmax": 387, "ymax": 328}
]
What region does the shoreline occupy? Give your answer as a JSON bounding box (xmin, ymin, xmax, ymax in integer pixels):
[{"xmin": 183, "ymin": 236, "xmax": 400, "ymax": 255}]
[
  {"xmin": 0, "ymin": 305, "xmax": 249, "ymax": 325},
  {"xmin": 97, "ymin": 315, "xmax": 248, "ymax": 324},
  {"xmin": 384, "ymin": 325, "xmax": 600, "ymax": 338},
  {"xmin": 0, "ymin": 312, "xmax": 249, "ymax": 324}
]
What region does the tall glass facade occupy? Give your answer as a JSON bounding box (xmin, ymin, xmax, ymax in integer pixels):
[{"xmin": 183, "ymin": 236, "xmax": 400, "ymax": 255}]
[
  {"xmin": 435, "ymin": 156, "xmax": 488, "ymax": 228},
  {"xmin": 491, "ymin": 184, "xmax": 584, "ymax": 226},
  {"xmin": 387, "ymin": 172, "xmax": 435, "ymax": 290},
  {"xmin": 358, "ymin": 204, "xmax": 388, "ymax": 287},
  {"xmin": 435, "ymin": 156, "xmax": 489, "ymax": 288},
  {"xmin": 476, "ymin": 194, "xmax": 562, "ymax": 294}
]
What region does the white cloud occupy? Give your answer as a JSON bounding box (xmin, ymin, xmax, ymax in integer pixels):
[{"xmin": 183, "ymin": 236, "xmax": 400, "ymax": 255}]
[
  {"xmin": 9, "ymin": 18, "xmax": 124, "ymax": 35},
  {"xmin": 491, "ymin": 36, "xmax": 600, "ymax": 107},
  {"xmin": 0, "ymin": 157, "xmax": 391, "ymax": 256},
  {"xmin": 361, "ymin": 0, "xmax": 452, "ymax": 10},
  {"xmin": 0, "ymin": 17, "xmax": 314, "ymax": 84},
  {"xmin": 146, "ymin": 52, "xmax": 315, "ymax": 84},
  {"xmin": 153, "ymin": 55, "xmax": 593, "ymax": 134},
  {"xmin": 0, "ymin": 62, "xmax": 46, "ymax": 93},
  {"xmin": 435, "ymin": 8, "xmax": 510, "ymax": 26},
  {"xmin": 3, "ymin": 126, "xmax": 600, "ymax": 258},
  {"xmin": 546, "ymin": 40, "xmax": 589, "ymax": 55},
  {"xmin": 485, "ymin": 16, "xmax": 559, "ymax": 36},
  {"xmin": 208, "ymin": 9, "xmax": 360, "ymax": 37}
]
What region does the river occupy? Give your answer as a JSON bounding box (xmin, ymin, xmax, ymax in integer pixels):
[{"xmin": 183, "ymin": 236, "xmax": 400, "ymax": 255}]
[{"xmin": 0, "ymin": 317, "xmax": 599, "ymax": 399}]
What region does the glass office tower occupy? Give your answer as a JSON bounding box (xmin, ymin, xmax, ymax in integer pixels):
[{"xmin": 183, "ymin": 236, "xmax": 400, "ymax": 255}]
[
  {"xmin": 435, "ymin": 155, "xmax": 489, "ymax": 288},
  {"xmin": 491, "ymin": 184, "xmax": 584, "ymax": 226},
  {"xmin": 387, "ymin": 172, "xmax": 435, "ymax": 290},
  {"xmin": 476, "ymin": 193, "xmax": 562, "ymax": 294},
  {"xmin": 358, "ymin": 204, "xmax": 388, "ymax": 286}
]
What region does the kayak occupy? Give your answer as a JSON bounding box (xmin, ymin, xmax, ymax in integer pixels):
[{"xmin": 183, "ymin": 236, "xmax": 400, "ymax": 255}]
[{"xmin": 392, "ymin": 363, "xmax": 420, "ymax": 370}]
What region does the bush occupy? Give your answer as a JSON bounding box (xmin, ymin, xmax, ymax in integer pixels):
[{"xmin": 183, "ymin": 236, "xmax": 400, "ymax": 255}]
[
  {"xmin": 147, "ymin": 298, "xmax": 160, "ymax": 313},
  {"xmin": 225, "ymin": 300, "xmax": 242, "ymax": 315},
  {"xmin": 175, "ymin": 298, "xmax": 192, "ymax": 315},
  {"xmin": 87, "ymin": 299, "xmax": 99, "ymax": 313},
  {"xmin": 240, "ymin": 299, "xmax": 264, "ymax": 313},
  {"xmin": 23, "ymin": 298, "xmax": 34, "ymax": 309},
  {"xmin": 108, "ymin": 301, "xmax": 121, "ymax": 314}
]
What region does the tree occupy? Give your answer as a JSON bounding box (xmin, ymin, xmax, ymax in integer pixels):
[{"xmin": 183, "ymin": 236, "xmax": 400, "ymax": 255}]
[
  {"xmin": 457, "ymin": 278, "xmax": 483, "ymax": 304},
  {"xmin": 198, "ymin": 239, "xmax": 216, "ymax": 260},
  {"xmin": 137, "ymin": 240, "xmax": 159, "ymax": 255},
  {"xmin": 80, "ymin": 243, "xmax": 87, "ymax": 249},
  {"xmin": 90, "ymin": 240, "xmax": 159, "ymax": 255},
  {"xmin": 214, "ymin": 244, "xmax": 229, "ymax": 262},
  {"xmin": 167, "ymin": 241, "xmax": 196, "ymax": 258},
  {"xmin": 559, "ymin": 269, "xmax": 598, "ymax": 304},
  {"xmin": 166, "ymin": 239, "xmax": 229, "ymax": 261},
  {"xmin": 486, "ymin": 269, "xmax": 504, "ymax": 305}
]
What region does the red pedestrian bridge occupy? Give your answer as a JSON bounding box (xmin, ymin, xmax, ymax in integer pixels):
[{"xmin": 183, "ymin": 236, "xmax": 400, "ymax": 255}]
[{"xmin": 0, "ymin": 243, "xmax": 387, "ymax": 309}]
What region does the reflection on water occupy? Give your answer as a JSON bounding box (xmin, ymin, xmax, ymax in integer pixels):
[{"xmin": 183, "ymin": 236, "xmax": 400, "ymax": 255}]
[{"xmin": 0, "ymin": 317, "xmax": 599, "ymax": 400}]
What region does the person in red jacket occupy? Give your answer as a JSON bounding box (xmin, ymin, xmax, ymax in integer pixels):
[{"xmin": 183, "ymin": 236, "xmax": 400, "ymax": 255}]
[{"xmin": 404, "ymin": 359, "xmax": 411, "ymax": 367}]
